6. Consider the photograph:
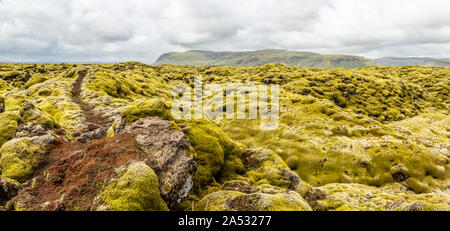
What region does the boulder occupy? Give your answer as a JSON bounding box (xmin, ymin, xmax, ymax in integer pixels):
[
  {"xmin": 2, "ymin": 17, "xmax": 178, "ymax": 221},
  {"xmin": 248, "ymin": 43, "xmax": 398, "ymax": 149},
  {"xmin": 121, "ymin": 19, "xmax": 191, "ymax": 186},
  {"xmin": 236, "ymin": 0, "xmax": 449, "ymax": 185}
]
[
  {"xmin": 76, "ymin": 127, "xmax": 106, "ymax": 143},
  {"xmin": 0, "ymin": 123, "xmax": 56, "ymax": 183},
  {"xmin": 0, "ymin": 178, "xmax": 20, "ymax": 206},
  {"xmin": 124, "ymin": 118, "xmax": 196, "ymax": 208},
  {"xmin": 7, "ymin": 117, "xmax": 195, "ymax": 211},
  {"xmin": 95, "ymin": 161, "xmax": 168, "ymax": 211}
]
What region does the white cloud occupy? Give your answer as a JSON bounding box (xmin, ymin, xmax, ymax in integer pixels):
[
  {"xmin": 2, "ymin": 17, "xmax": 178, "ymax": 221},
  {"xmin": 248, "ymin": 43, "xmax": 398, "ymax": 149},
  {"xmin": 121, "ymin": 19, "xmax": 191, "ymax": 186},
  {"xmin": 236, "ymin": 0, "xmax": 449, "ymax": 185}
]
[{"xmin": 0, "ymin": 0, "xmax": 449, "ymax": 63}]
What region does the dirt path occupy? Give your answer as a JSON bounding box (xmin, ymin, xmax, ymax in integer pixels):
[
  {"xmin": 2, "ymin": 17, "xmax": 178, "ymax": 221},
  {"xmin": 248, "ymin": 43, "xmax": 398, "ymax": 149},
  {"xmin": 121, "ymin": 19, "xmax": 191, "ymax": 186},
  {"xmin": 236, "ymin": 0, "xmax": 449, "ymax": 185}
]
[{"xmin": 71, "ymin": 70, "xmax": 111, "ymax": 130}]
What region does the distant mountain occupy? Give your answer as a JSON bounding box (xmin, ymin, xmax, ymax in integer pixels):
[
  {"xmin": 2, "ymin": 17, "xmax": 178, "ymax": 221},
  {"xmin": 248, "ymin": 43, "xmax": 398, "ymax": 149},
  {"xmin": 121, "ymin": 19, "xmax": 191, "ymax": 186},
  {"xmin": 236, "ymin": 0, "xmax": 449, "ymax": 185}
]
[
  {"xmin": 423, "ymin": 59, "xmax": 450, "ymax": 67},
  {"xmin": 154, "ymin": 49, "xmax": 376, "ymax": 68},
  {"xmin": 373, "ymin": 57, "xmax": 450, "ymax": 67},
  {"xmin": 154, "ymin": 49, "xmax": 450, "ymax": 68}
]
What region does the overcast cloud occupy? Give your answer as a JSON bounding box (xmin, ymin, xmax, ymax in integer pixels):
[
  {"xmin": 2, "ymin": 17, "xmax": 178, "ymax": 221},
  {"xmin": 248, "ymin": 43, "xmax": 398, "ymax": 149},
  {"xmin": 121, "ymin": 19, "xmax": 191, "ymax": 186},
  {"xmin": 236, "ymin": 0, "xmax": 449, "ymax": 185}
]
[{"xmin": 0, "ymin": 0, "xmax": 449, "ymax": 63}]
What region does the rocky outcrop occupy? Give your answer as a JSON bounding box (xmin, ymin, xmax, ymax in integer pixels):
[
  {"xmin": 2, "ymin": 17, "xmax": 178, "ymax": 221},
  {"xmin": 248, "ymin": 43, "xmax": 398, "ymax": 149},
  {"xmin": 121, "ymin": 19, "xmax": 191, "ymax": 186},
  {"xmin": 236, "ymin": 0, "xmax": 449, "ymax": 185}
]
[
  {"xmin": 75, "ymin": 127, "xmax": 106, "ymax": 143},
  {"xmin": 6, "ymin": 117, "xmax": 196, "ymax": 211},
  {"xmin": 0, "ymin": 178, "xmax": 20, "ymax": 206},
  {"xmin": 123, "ymin": 118, "xmax": 196, "ymax": 208}
]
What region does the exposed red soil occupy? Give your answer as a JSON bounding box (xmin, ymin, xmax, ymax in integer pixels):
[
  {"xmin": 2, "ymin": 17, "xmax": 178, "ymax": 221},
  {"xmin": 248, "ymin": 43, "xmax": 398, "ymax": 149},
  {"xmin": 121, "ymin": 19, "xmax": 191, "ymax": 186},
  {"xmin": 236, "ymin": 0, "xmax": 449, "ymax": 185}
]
[
  {"xmin": 8, "ymin": 70, "xmax": 143, "ymax": 211},
  {"xmin": 12, "ymin": 132, "xmax": 147, "ymax": 211}
]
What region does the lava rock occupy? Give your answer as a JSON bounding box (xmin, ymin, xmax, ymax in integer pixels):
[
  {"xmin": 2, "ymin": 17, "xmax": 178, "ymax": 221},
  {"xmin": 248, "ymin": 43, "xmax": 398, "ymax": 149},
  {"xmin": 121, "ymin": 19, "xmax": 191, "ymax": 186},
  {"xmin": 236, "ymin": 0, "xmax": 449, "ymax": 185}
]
[
  {"xmin": 0, "ymin": 178, "xmax": 20, "ymax": 206},
  {"xmin": 124, "ymin": 118, "xmax": 197, "ymax": 209}
]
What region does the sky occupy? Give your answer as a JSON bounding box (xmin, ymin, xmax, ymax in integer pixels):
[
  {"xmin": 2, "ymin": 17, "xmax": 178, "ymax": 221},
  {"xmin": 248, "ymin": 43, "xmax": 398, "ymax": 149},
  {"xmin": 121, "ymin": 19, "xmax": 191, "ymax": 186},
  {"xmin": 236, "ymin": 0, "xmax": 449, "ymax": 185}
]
[{"xmin": 0, "ymin": 0, "xmax": 449, "ymax": 63}]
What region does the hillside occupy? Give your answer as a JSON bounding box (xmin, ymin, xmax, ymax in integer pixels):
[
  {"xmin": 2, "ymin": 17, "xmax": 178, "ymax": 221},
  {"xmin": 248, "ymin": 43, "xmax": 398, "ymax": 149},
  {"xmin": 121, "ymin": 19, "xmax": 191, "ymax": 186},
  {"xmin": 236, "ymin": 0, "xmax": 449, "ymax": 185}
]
[
  {"xmin": 154, "ymin": 49, "xmax": 376, "ymax": 68},
  {"xmin": 0, "ymin": 63, "xmax": 449, "ymax": 211},
  {"xmin": 374, "ymin": 57, "xmax": 450, "ymax": 67},
  {"xmin": 155, "ymin": 50, "xmax": 450, "ymax": 68}
]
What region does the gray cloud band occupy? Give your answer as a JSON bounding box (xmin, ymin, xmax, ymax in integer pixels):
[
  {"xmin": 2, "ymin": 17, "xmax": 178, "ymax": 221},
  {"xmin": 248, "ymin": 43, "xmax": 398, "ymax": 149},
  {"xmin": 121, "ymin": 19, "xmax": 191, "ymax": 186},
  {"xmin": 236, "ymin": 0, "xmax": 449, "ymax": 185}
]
[{"xmin": 0, "ymin": 0, "xmax": 449, "ymax": 63}]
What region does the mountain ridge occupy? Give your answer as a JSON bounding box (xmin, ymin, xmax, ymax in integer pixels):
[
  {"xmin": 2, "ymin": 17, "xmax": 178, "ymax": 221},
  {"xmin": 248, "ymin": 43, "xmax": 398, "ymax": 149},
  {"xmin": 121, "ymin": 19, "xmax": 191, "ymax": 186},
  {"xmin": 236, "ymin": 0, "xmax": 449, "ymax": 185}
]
[{"xmin": 154, "ymin": 49, "xmax": 450, "ymax": 68}]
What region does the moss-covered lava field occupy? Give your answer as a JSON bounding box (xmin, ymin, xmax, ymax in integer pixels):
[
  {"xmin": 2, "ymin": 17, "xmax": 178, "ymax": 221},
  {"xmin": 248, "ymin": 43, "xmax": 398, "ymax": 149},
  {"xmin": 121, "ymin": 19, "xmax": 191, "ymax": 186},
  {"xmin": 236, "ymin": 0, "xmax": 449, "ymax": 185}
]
[{"xmin": 0, "ymin": 62, "xmax": 448, "ymax": 211}]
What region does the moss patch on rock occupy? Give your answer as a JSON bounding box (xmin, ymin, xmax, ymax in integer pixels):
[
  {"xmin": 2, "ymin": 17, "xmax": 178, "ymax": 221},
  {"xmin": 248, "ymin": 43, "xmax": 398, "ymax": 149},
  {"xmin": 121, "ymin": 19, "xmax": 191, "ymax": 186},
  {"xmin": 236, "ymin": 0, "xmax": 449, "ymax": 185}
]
[
  {"xmin": 122, "ymin": 99, "xmax": 172, "ymax": 124},
  {"xmin": 312, "ymin": 183, "xmax": 449, "ymax": 211},
  {"xmin": 0, "ymin": 112, "xmax": 20, "ymax": 148},
  {"xmin": 195, "ymin": 186, "xmax": 312, "ymax": 211},
  {"xmin": 0, "ymin": 135, "xmax": 53, "ymax": 182},
  {"xmin": 179, "ymin": 119, "xmax": 243, "ymax": 194},
  {"xmin": 100, "ymin": 162, "xmax": 168, "ymax": 211}
]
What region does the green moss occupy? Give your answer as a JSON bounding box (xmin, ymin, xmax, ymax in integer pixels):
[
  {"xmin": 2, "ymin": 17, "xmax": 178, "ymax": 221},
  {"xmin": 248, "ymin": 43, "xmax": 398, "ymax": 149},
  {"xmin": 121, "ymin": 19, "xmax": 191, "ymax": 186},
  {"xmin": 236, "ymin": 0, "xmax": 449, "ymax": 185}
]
[
  {"xmin": 3, "ymin": 95, "xmax": 23, "ymax": 111},
  {"xmin": 0, "ymin": 63, "xmax": 448, "ymax": 211},
  {"xmin": 0, "ymin": 79, "xmax": 10, "ymax": 91},
  {"xmin": 195, "ymin": 191, "xmax": 244, "ymax": 211},
  {"xmin": 244, "ymin": 149, "xmax": 297, "ymax": 188},
  {"xmin": 179, "ymin": 119, "xmax": 242, "ymax": 193},
  {"xmin": 122, "ymin": 99, "xmax": 172, "ymax": 124},
  {"xmin": 37, "ymin": 99, "xmax": 82, "ymax": 134},
  {"xmin": 0, "ymin": 137, "xmax": 48, "ymax": 182},
  {"xmin": 100, "ymin": 162, "xmax": 168, "ymax": 211},
  {"xmin": 0, "ymin": 112, "xmax": 20, "ymax": 147},
  {"xmin": 195, "ymin": 189, "xmax": 312, "ymax": 211},
  {"xmin": 20, "ymin": 105, "xmax": 59, "ymax": 129},
  {"xmin": 24, "ymin": 75, "xmax": 47, "ymax": 88},
  {"xmin": 406, "ymin": 177, "xmax": 430, "ymax": 194},
  {"xmin": 315, "ymin": 183, "xmax": 449, "ymax": 211}
]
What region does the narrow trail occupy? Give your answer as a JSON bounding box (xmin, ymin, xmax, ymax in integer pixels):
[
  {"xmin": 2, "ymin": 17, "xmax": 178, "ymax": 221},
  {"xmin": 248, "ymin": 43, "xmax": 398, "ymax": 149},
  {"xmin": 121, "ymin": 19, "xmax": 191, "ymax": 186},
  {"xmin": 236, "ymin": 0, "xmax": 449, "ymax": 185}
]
[
  {"xmin": 71, "ymin": 70, "xmax": 111, "ymax": 131},
  {"xmin": 39, "ymin": 70, "xmax": 115, "ymax": 175}
]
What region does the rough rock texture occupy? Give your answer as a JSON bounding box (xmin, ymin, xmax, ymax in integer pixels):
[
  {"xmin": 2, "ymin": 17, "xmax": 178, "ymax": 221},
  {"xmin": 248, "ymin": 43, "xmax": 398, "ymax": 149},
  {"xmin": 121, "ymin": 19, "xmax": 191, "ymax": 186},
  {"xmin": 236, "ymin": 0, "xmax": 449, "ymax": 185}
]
[
  {"xmin": 0, "ymin": 178, "xmax": 20, "ymax": 206},
  {"xmin": 75, "ymin": 127, "xmax": 106, "ymax": 143},
  {"xmin": 6, "ymin": 117, "xmax": 195, "ymax": 211},
  {"xmin": 14, "ymin": 123, "xmax": 51, "ymax": 138},
  {"xmin": 123, "ymin": 118, "xmax": 196, "ymax": 208}
]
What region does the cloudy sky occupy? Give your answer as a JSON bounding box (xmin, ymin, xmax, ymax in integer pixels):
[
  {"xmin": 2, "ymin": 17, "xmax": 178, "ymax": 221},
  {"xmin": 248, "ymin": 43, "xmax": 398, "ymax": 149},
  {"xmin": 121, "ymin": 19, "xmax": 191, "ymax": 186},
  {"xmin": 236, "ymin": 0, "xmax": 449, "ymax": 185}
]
[{"xmin": 0, "ymin": 0, "xmax": 449, "ymax": 63}]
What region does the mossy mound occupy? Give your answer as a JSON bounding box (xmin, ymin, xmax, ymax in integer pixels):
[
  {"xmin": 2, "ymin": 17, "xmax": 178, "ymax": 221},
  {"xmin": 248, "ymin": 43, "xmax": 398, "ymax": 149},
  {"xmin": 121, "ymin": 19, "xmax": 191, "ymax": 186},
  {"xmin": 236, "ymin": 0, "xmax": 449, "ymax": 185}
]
[
  {"xmin": 178, "ymin": 120, "xmax": 243, "ymax": 193},
  {"xmin": 0, "ymin": 63, "xmax": 448, "ymax": 211},
  {"xmin": 0, "ymin": 112, "xmax": 20, "ymax": 148},
  {"xmin": 242, "ymin": 149, "xmax": 301, "ymax": 189},
  {"xmin": 312, "ymin": 183, "xmax": 450, "ymax": 211},
  {"xmin": 0, "ymin": 135, "xmax": 54, "ymax": 183},
  {"xmin": 20, "ymin": 101, "xmax": 60, "ymax": 130},
  {"xmin": 195, "ymin": 185, "xmax": 311, "ymax": 211},
  {"xmin": 99, "ymin": 162, "xmax": 168, "ymax": 211},
  {"xmin": 122, "ymin": 99, "xmax": 172, "ymax": 124}
]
